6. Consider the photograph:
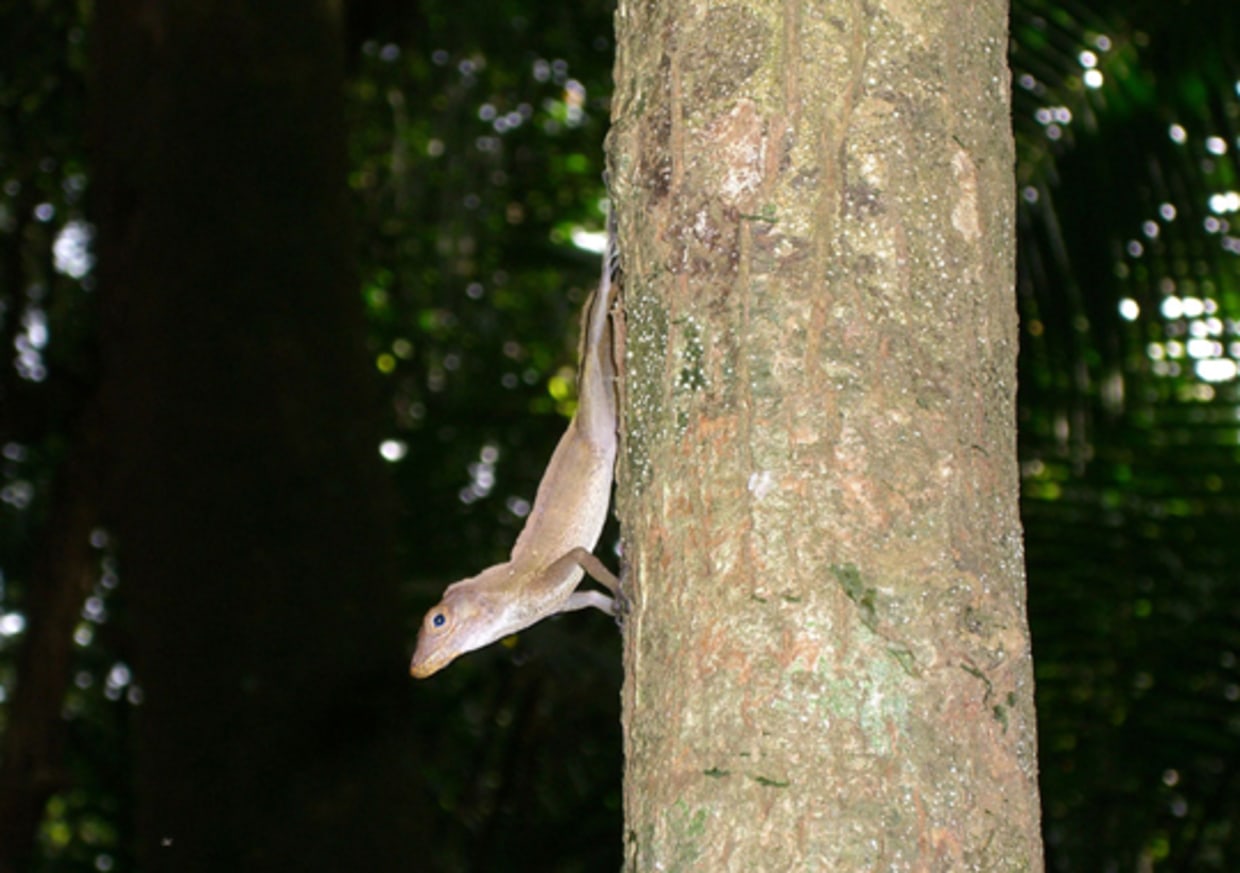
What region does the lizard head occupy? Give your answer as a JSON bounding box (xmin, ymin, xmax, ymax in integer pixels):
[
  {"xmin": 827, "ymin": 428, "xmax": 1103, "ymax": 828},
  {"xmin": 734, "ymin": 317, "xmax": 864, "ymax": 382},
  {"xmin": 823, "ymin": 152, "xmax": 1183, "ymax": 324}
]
[{"xmin": 409, "ymin": 576, "xmax": 513, "ymax": 678}]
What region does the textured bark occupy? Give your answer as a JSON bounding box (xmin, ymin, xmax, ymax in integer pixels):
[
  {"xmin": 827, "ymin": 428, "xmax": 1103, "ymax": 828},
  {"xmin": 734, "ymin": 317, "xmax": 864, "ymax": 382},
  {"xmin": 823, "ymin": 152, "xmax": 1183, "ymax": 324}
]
[
  {"xmin": 609, "ymin": 0, "xmax": 1042, "ymax": 869},
  {"xmin": 93, "ymin": 2, "xmax": 421, "ymax": 869}
]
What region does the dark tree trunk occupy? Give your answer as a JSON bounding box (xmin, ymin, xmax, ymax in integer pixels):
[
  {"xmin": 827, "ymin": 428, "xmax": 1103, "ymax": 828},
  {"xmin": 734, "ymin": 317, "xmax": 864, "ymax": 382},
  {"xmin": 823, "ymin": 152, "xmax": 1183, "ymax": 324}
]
[{"xmin": 93, "ymin": 2, "xmax": 420, "ymax": 868}]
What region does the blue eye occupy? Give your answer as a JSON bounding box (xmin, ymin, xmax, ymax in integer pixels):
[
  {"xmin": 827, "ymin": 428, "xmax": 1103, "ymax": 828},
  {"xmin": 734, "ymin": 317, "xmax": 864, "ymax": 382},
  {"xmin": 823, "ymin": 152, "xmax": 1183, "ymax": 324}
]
[{"xmin": 432, "ymin": 613, "xmax": 446, "ymax": 628}]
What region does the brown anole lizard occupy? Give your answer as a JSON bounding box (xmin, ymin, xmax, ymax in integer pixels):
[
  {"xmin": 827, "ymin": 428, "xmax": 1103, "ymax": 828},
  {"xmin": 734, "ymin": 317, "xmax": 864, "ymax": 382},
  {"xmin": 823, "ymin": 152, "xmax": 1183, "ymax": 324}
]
[{"xmin": 410, "ymin": 216, "xmax": 621, "ymax": 678}]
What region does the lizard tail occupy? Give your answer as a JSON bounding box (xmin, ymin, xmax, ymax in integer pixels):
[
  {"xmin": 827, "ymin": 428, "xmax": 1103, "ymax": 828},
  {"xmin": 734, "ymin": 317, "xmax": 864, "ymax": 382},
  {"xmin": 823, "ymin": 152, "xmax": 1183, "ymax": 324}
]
[{"xmin": 574, "ymin": 206, "xmax": 619, "ymax": 444}]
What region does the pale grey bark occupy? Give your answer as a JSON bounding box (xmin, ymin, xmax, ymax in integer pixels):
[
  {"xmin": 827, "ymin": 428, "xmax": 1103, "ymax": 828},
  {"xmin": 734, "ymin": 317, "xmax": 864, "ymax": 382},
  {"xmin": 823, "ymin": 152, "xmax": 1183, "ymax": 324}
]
[{"xmin": 609, "ymin": 0, "xmax": 1042, "ymax": 869}]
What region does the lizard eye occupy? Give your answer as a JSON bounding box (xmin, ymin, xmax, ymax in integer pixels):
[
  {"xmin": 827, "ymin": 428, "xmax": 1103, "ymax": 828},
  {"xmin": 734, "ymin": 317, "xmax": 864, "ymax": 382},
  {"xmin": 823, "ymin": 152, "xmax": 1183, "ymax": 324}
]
[{"xmin": 432, "ymin": 612, "xmax": 447, "ymax": 628}]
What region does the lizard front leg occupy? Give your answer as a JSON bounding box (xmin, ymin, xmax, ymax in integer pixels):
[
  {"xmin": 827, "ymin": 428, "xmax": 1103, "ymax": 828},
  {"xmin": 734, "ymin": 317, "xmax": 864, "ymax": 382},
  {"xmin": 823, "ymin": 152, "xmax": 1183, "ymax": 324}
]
[
  {"xmin": 564, "ymin": 546, "xmax": 629, "ymax": 626},
  {"xmin": 546, "ymin": 546, "xmax": 621, "ymax": 614}
]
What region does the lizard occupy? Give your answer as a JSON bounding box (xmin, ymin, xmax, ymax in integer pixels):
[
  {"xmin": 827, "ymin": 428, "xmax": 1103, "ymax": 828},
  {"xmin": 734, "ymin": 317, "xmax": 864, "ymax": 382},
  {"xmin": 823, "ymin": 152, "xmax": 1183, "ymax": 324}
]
[{"xmin": 410, "ymin": 214, "xmax": 621, "ymax": 678}]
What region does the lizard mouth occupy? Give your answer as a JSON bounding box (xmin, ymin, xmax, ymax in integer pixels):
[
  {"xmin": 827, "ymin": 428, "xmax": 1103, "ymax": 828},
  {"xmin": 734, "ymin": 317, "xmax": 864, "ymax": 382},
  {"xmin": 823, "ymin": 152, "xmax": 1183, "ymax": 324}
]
[{"xmin": 409, "ymin": 646, "xmax": 455, "ymax": 679}]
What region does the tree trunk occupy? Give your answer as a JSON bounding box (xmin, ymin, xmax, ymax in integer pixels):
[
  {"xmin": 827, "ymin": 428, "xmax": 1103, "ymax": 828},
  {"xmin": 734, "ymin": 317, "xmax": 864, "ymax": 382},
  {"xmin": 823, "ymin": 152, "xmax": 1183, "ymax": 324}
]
[
  {"xmin": 93, "ymin": 3, "xmax": 420, "ymax": 869},
  {"xmin": 609, "ymin": 0, "xmax": 1043, "ymax": 868}
]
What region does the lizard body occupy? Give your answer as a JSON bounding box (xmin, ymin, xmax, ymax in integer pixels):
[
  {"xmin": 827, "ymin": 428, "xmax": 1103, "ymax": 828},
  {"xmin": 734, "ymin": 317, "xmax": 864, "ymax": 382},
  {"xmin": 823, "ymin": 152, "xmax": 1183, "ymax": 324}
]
[{"xmin": 410, "ymin": 219, "xmax": 620, "ymax": 678}]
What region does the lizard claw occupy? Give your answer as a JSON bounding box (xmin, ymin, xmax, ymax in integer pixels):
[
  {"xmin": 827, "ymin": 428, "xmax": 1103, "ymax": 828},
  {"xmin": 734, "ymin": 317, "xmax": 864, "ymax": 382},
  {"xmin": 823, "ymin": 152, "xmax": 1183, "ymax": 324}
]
[{"xmin": 612, "ymin": 561, "xmax": 631, "ymax": 626}]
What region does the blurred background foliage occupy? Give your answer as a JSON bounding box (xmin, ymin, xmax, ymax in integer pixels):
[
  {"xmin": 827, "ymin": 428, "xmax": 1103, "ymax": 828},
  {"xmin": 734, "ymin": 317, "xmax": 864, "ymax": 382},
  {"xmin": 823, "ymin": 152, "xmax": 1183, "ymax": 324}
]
[{"xmin": 0, "ymin": 0, "xmax": 1237, "ymax": 869}]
